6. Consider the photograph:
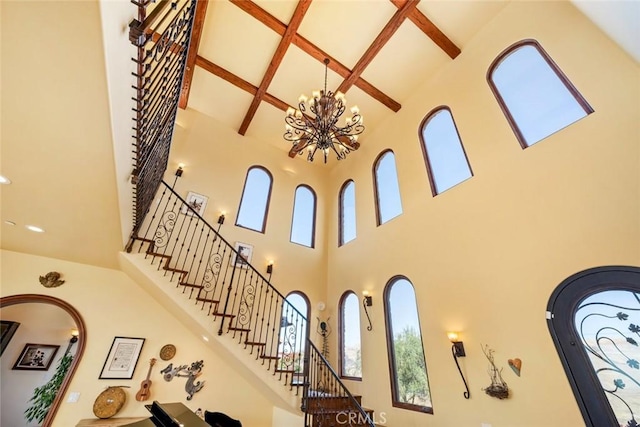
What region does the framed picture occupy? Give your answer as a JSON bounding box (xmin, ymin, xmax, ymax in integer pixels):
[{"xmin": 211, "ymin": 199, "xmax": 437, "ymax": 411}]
[
  {"xmin": 181, "ymin": 191, "xmax": 208, "ymax": 216},
  {"xmin": 99, "ymin": 337, "xmax": 145, "ymax": 379},
  {"xmin": 0, "ymin": 320, "xmax": 20, "ymax": 356},
  {"xmin": 232, "ymin": 242, "xmax": 253, "ymax": 269},
  {"xmin": 12, "ymin": 343, "xmax": 60, "ymax": 370}
]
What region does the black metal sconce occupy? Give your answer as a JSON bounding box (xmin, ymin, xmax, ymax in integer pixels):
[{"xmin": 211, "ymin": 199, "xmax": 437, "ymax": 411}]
[
  {"xmin": 172, "ymin": 164, "xmax": 184, "ymax": 189},
  {"xmin": 448, "ymin": 332, "xmax": 470, "ymax": 399},
  {"xmin": 266, "ymin": 261, "xmax": 273, "ymax": 281},
  {"xmin": 65, "ymin": 329, "xmax": 79, "ymax": 355},
  {"xmin": 217, "ymin": 213, "xmax": 225, "ymax": 232},
  {"xmin": 363, "ymin": 292, "xmax": 373, "ymax": 331}
]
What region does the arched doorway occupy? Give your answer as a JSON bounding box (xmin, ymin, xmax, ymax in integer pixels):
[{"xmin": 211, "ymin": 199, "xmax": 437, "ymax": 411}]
[
  {"xmin": 0, "ymin": 294, "xmax": 86, "ymax": 427},
  {"xmin": 547, "ymin": 266, "xmax": 640, "ymax": 427}
]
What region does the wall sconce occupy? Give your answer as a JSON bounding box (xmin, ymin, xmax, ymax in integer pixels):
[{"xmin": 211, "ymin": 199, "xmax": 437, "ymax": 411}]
[
  {"xmin": 363, "ymin": 291, "xmax": 373, "ymax": 331},
  {"xmin": 65, "ymin": 328, "xmax": 80, "ymax": 355},
  {"xmin": 448, "ymin": 332, "xmax": 470, "ymax": 399},
  {"xmin": 172, "ymin": 164, "xmax": 184, "ymax": 189},
  {"xmin": 266, "ymin": 261, "xmax": 273, "ymax": 280},
  {"xmin": 217, "ymin": 212, "xmax": 225, "ymax": 232}
]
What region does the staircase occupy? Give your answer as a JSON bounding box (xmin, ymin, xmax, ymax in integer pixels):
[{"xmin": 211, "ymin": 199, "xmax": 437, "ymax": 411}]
[
  {"xmin": 124, "ymin": 1, "xmax": 378, "ymax": 425},
  {"xmin": 123, "ymin": 181, "xmax": 377, "ymax": 427}
]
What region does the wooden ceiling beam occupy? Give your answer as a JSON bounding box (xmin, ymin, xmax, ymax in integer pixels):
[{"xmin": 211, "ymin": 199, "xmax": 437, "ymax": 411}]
[
  {"xmin": 229, "ymin": 0, "xmax": 401, "ymax": 112},
  {"xmin": 195, "ymin": 55, "xmax": 290, "ymax": 112},
  {"xmin": 337, "ymin": 0, "xmax": 418, "ymax": 95},
  {"xmin": 238, "ymin": 0, "xmax": 312, "ymax": 135},
  {"xmin": 179, "ymin": 0, "xmax": 209, "ymax": 109},
  {"xmin": 390, "ymin": 0, "xmax": 460, "ymax": 59}
]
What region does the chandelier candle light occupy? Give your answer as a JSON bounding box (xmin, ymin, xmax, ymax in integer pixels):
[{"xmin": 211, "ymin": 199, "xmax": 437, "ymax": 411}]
[{"xmin": 284, "ymin": 58, "xmax": 365, "ymax": 163}]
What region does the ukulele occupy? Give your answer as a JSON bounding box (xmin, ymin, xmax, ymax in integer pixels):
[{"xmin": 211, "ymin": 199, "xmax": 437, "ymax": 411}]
[{"xmin": 135, "ymin": 358, "xmax": 156, "ymax": 402}]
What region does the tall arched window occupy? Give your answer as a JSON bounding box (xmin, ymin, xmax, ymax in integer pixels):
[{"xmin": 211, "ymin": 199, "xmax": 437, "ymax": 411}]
[
  {"xmin": 290, "ymin": 185, "xmax": 316, "ymax": 248},
  {"xmin": 339, "ymin": 291, "xmax": 362, "ymax": 380},
  {"xmin": 384, "ymin": 276, "xmax": 432, "ymax": 413},
  {"xmin": 373, "ymin": 150, "xmax": 403, "ymax": 225},
  {"xmin": 339, "ymin": 180, "xmax": 356, "ymax": 246},
  {"xmin": 488, "ymin": 39, "xmax": 593, "ymax": 148},
  {"xmin": 547, "ymin": 266, "xmax": 640, "ymax": 427},
  {"xmin": 236, "ymin": 166, "xmax": 273, "ymax": 233},
  {"xmin": 282, "ymin": 291, "xmax": 310, "ymax": 385},
  {"xmin": 419, "ymin": 106, "xmax": 473, "ymax": 195}
]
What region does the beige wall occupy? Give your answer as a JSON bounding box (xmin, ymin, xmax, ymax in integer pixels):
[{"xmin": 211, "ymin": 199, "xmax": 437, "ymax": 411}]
[
  {"xmin": 324, "ymin": 2, "xmax": 639, "ymax": 427},
  {"xmin": 1, "ymin": 250, "xmax": 275, "ymax": 427}
]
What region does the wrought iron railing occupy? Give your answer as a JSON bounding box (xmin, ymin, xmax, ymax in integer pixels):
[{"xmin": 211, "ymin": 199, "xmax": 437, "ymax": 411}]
[
  {"xmin": 129, "ymin": 181, "xmax": 309, "ymax": 391},
  {"xmin": 129, "ymin": 0, "xmax": 196, "ymax": 235},
  {"xmin": 303, "ymin": 341, "xmax": 375, "ymax": 427}
]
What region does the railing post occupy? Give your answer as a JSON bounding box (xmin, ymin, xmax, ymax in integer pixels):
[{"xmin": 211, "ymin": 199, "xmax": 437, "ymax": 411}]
[{"xmin": 217, "ymin": 260, "xmax": 237, "ymax": 335}]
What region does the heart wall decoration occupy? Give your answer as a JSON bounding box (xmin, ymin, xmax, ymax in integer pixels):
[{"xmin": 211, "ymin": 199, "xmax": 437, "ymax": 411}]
[{"xmin": 508, "ymin": 358, "xmax": 522, "ymax": 377}]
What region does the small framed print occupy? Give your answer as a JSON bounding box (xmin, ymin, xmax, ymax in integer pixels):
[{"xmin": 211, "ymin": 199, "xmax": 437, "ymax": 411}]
[
  {"xmin": 1, "ymin": 320, "xmax": 20, "ymax": 356},
  {"xmin": 99, "ymin": 336, "xmax": 145, "ymax": 379},
  {"xmin": 12, "ymin": 343, "xmax": 60, "ymax": 371},
  {"xmin": 232, "ymin": 242, "xmax": 253, "ymax": 269},
  {"xmin": 181, "ymin": 191, "xmax": 208, "ymax": 217}
]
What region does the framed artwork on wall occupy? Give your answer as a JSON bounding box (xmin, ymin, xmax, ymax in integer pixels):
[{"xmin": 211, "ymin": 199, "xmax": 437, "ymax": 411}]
[
  {"xmin": 0, "ymin": 320, "xmax": 20, "ymax": 356},
  {"xmin": 99, "ymin": 336, "xmax": 145, "ymax": 379},
  {"xmin": 232, "ymin": 242, "xmax": 253, "ymax": 269},
  {"xmin": 12, "ymin": 343, "xmax": 60, "ymax": 370},
  {"xmin": 181, "ymin": 191, "xmax": 208, "ymax": 217}
]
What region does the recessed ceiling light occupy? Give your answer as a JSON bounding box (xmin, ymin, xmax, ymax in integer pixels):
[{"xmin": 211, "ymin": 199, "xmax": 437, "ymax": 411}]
[
  {"xmin": 4, "ymin": 220, "xmax": 16, "ymax": 226},
  {"xmin": 26, "ymin": 225, "xmax": 45, "ymax": 233},
  {"xmin": 0, "ymin": 175, "xmax": 11, "ymax": 185},
  {"xmin": 202, "ymin": 335, "xmax": 209, "ymax": 342}
]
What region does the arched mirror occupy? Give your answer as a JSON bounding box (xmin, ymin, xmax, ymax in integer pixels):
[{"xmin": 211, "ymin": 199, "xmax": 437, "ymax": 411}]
[{"xmin": 1, "ymin": 294, "xmax": 86, "ymax": 427}]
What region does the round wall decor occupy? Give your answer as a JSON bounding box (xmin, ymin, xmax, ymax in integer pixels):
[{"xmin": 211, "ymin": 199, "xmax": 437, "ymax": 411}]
[
  {"xmin": 93, "ymin": 386, "xmax": 127, "ymax": 419},
  {"xmin": 159, "ymin": 344, "xmax": 176, "ymax": 361}
]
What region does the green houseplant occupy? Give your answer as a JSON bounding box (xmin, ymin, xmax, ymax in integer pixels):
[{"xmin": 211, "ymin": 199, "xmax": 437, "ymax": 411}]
[{"xmin": 24, "ymin": 352, "xmax": 73, "ymax": 424}]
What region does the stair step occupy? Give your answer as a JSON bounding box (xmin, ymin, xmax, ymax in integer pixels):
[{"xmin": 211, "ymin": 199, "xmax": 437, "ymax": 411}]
[
  {"xmin": 228, "ymin": 327, "xmax": 251, "ymax": 332},
  {"xmin": 212, "ymin": 312, "xmax": 235, "ymax": 319},
  {"xmin": 244, "ymin": 341, "xmax": 266, "ymax": 347},
  {"xmin": 196, "ymin": 297, "xmax": 219, "ymax": 304},
  {"xmin": 260, "ymin": 354, "xmax": 279, "ymax": 360},
  {"xmin": 164, "ymin": 267, "xmax": 188, "ymax": 275},
  {"xmin": 146, "ymin": 251, "xmax": 171, "ymax": 257},
  {"xmin": 180, "ymin": 282, "xmax": 204, "ymax": 289},
  {"xmin": 274, "ymin": 369, "xmax": 296, "ymax": 374}
]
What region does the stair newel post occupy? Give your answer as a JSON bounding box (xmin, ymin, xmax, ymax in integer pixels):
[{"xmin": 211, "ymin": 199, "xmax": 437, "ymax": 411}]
[{"xmin": 217, "ymin": 253, "xmax": 238, "ymax": 336}]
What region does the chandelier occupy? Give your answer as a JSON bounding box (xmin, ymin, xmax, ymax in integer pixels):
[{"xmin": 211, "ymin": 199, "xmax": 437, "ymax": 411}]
[{"xmin": 284, "ymin": 58, "xmax": 364, "ymax": 163}]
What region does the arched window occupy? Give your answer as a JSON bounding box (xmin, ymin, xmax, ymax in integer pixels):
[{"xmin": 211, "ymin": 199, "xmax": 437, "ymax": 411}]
[
  {"xmin": 419, "ymin": 106, "xmax": 473, "ymax": 195},
  {"xmin": 339, "ymin": 291, "xmax": 362, "ymax": 380},
  {"xmin": 339, "ymin": 180, "xmax": 356, "ymax": 246},
  {"xmin": 547, "ymin": 266, "xmax": 640, "ymax": 427},
  {"xmin": 290, "ymin": 185, "xmax": 316, "ymax": 248},
  {"xmin": 488, "ymin": 39, "xmax": 593, "ymax": 148},
  {"xmin": 282, "ymin": 291, "xmax": 310, "ymax": 384},
  {"xmin": 236, "ymin": 166, "xmax": 273, "ymax": 233},
  {"xmin": 373, "ymin": 150, "xmax": 403, "ymax": 225},
  {"xmin": 383, "ymin": 276, "xmax": 432, "ymax": 413}
]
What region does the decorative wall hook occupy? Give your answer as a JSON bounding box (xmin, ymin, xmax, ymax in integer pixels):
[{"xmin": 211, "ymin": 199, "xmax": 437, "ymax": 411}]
[
  {"xmin": 363, "ymin": 292, "xmax": 373, "ymax": 331},
  {"xmin": 448, "ymin": 332, "xmax": 470, "ymax": 399}
]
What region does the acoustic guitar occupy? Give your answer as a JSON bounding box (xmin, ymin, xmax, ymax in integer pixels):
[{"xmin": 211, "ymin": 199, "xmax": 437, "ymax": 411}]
[{"xmin": 135, "ymin": 358, "xmax": 156, "ymax": 402}]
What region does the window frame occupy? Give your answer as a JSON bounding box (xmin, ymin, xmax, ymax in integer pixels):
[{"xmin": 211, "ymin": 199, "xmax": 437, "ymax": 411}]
[
  {"xmin": 290, "ymin": 184, "xmax": 317, "ymax": 248},
  {"xmin": 372, "ymin": 149, "xmax": 403, "ymax": 226},
  {"xmin": 338, "ymin": 179, "xmax": 356, "ymax": 247},
  {"xmin": 383, "ymin": 275, "xmax": 433, "ymax": 414},
  {"xmin": 235, "ymin": 165, "xmax": 273, "ymax": 233},
  {"xmin": 547, "ymin": 266, "xmax": 640, "ymax": 427},
  {"xmin": 487, "ymin": 39, "xmax": 594, "ymax": 149},
  {"xmin": 418, "ymin": 105, "xmax": 473, "ymax": 197},
  {"xmin": 338, "ymin": 290, "xmax": 363, "ymax": 381}
]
